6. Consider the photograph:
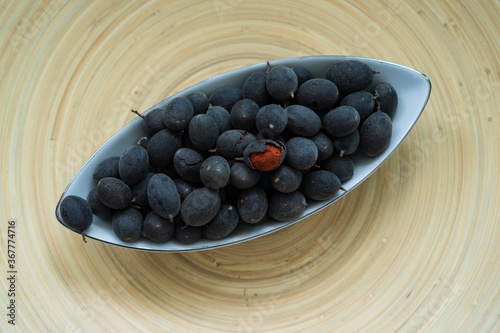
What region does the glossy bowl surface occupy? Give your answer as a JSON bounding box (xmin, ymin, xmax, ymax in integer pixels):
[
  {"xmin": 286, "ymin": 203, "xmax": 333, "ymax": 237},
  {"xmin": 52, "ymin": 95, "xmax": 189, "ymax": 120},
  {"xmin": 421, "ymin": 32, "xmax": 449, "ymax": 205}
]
[{"xmin": 55, "ymin": 55, "xmax": 431, "ymax": 252}]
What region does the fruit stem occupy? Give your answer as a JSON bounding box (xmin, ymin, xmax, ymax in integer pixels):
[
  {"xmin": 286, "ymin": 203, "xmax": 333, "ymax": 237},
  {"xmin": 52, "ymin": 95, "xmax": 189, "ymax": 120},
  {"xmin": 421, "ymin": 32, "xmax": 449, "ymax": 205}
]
[
  {"xmin": 266, "ymin": 61, "xmax": 272, "ymax": 74},
  {"xmin": 131, "ymin": 109, "xmax": 144, "ymax": 119},
  {"xmin": 81, "ymin": 232, "xmax": 87, "ymax": 243},
  {"xmin": 137, "ymin": 137, "xmax": 148, "ymax": 145}
]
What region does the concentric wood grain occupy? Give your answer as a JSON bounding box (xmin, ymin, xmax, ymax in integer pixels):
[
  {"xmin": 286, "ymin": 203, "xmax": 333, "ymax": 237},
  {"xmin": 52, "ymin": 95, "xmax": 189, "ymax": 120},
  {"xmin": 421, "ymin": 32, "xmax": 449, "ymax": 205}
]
[{"xmin": 1, "ymin": 1, "xmax": 499, "ymax": 332}]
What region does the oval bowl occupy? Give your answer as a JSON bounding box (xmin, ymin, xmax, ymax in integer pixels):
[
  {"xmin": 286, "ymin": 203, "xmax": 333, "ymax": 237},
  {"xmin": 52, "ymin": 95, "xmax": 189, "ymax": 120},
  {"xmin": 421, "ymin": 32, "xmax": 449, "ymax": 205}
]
[{"xmin": 55, "ymin": 55, "xmax": 431, "ymax": 252}]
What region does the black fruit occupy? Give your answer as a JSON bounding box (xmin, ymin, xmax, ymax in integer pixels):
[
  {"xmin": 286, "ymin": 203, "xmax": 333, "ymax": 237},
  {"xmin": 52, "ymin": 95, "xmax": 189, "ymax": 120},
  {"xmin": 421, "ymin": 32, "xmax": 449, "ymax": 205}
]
[
  {"xmin": 255, "ymin": 104, "xmax": 288, "ymax": 138},
  {"xmin": 163, "ymin": 97, "xmax": 194, "ymax": 131},
  {"xmin": 340, "ymin": 90, "xmax": 376, "ymax": 121},
  {"xmin": 200, "ymin": 155, "xmax": 231, "ymax": 190},
  {"xmin": 359, "ymin": 111, "xmax": 392, "ymax": 156},
  {"xmin": 319, "ymin": 155, "xmax": 355, "ymax": 182},
  {"xmin": 285, "ymin": 104, "xmax": 322, "ymax": 137},
  {"xmin": 173, "ymin": 147, "xmax": 204, "ymax": 184},
  {"xmin": 181, "ymin": 187, "xmax": 221, "ymax": 227},
  {"xmin": 118, "ymin": 145, "xmax": 149, "ymax": 186},
  {"xmin": 208, "ymin": 86, "xmax": 242, "ymax": 110},
  {"xmin": 291, "ymin": 65, "xmax": 314, "ymax": 86},
  {"xmin": 230, "ymin": 99, "xmax": 260, "ymax": 132},
  {"xmin": 60, "ymin": 195, "xmax": 93, "ymax": 241},
  {"xmin": 93, "ymin": 156, "xmax": 120, "ymax": 184},
  {"xmin": 172, "ymin": 178, "xmax": 197, "ymax": 201},
  {"xmin": 333, "ymin": 129, "xmax": 360, "ymax": 156},
  {"xmin": 295, "ymin": 78, "xmax": 339, "ymax": 112},
  {"xmin": 131, "ymin": 172, "xmax": 155, "ymax": 206},
  {"xmin": 285, "ymin": 137, "xmax": 318, "ymax": 170},
  {"xmin": 302, "ymin": 170, "xmax": 343, "ymax": 201},
  {"xmin": 310, "ymin": 132, "xmax": 334, "ymax": 161},
  {"xmin": 202, "ymin": 204, "xmax": 240, "ymax": 240},
  {"xmin": 326, "ymin": 60, "xmax": 374, "ymax": 94},
  {"xmin": 112, "ymin": 207, "xmax": 143, "ymax": 242},
  {"xmin": 230, "ymin": 161, "xmax": 262, "ymax": 190},
  {"xmin": 186, "ymin": 91, "xmax": 209, "ymax": 115},
  {"xmin": 268, "ymin": 191, "xmax": 307, "ymax": 222},
  {"xmin": 238, "ymin": 186, "xmax": 268, "ymax": 224},
  {"xmin": 147, "ymin": 173, "xmax": 181, "ymax": 221},
  {"xmin": 266, "ymin": 65, "xmax": 298, "ymax": 101},
  {"xmin": 242, "ymin": 71, "xmax": 274, "ymax": 107},
  {"xmin": 323, "ymin": 106, "xmax": 360, "ymax": 138},
  {"xmin": 188, "ymin": 114, "xmax": 219, "ymax": 151},
  {"xmin": 174, "ymin": 218, "xmax": 202, "ymax": 244},
  {"xmin": 131, "ymin": 108, "xmax": 166, "ymax": 135},
  {"xmin": 87, "ymin": 188, "xmax": 115, "ymax": 221},
  {"xmin": 146, "ymin": 128, "xmax": 182, "ymax": 168},
  {"xmin": 143, "ymin": 211, "xmax": 175, "ymax": 243},
  {"xmin": 206, "ymin": 105, "xmax": 232, "ymax": 135},
  {"xmin": 96, "ymin": 177, "xmax": 133, "ymax": 210},
  {"xmin": 270, "ymin": 164, "xmax": 303, "ymax": 193},
  {"xmin": 374, "ymin": 82, "xmax": 398, "ymax": 118}
]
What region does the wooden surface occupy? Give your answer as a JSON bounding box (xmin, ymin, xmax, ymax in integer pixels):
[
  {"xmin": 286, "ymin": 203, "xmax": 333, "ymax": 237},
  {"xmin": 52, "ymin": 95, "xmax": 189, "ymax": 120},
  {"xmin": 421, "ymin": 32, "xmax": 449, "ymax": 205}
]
[{"xmin": 1, "ymin": 1, "xmax": 499, "ymax": 332}]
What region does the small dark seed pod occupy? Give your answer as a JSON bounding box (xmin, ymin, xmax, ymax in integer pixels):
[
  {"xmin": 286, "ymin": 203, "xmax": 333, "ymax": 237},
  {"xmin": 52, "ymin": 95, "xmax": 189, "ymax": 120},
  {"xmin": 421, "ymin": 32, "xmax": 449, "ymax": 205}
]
[
  {"xmin": 359, "ymin": 111, "xmax": 392, "ymax": 157},
  {"xmin": 319, "ymin": 155, "xmax": 355, "ymax": 183},
  {"xmin": 87, "ymin": 189, "xmax": 115, "ymax": 221},
  {"xmin": 180, "ymin": 187, "xmax": 221, "ymax": 227},
  {"xmin": 268, "ymin": 191, "xmax": 307, "ymax": 222},
  {"xmin": 326, "ymin": 60, "xmax": 374, "ymax": 94},
  {"xmin": 143, "ymin": 211, "xmax": 175, "ymax": 243},
  {"xmin": 147, "ymin": 173, "xmax": 181, "ymax": 221},
  {"xmin": 374, "ymin": 82, "xmax": 398, "ymax": 118},
  {"xmin": 208, "ymin": 86, "xmax": 242, "ymax": 110},
  {"xmin": 301, "ymin": 170, "xmax": 343, "ymax": 201},
  {"xmin": 92, "ymin": 156, "xmax": 120, "ymax": 184},
  {"xmin": 112, "ymin": 207, "xmax": 143, "ymax": 242},
  {"xmin": 266, "ymin": 65, "xmax": 298, "ymax": 101},
  {"xmin": 163, "ymin": 97, "xmax": 194, "ymax": 131},
  {"xmin": 96, "ymin": 177, "xmax": 133, "ymax": 210},
  {"xmin": 174, "ymin": 218, "xmax": 202, "ymax": 244},
  {"xmin": 202, "ymin": 204, "xmax": 240, "ymax": 240},
  {"xmin": 118, "ymin": 145, "xmax": 149, "ymax": 186},
  {"xmin": 60, "ymin": 195, "xmax": 93, "ymax": 241},
  {"xmin": 237, "ymin": 186, "xmax": 268, "ymax": 224}
]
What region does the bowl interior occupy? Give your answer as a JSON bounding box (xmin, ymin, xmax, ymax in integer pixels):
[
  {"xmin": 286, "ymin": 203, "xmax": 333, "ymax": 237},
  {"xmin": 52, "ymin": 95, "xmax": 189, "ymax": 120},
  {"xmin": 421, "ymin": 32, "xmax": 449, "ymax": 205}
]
[{"xmin": 55, "ymin": 55, "xmax": 431, "ymax": 252}]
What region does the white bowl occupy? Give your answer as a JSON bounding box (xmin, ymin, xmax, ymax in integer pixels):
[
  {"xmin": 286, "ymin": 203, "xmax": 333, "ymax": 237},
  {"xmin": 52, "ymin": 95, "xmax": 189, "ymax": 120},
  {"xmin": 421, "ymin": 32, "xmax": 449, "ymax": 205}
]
[{"xmin": 55, "ymin": 55, "xmax": 431, "ymax": 252}]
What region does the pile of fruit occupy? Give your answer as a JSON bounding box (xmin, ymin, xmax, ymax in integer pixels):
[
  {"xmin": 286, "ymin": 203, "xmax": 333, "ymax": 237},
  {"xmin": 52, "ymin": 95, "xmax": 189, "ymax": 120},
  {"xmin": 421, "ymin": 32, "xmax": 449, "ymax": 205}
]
[{"xmin": 59, "ymin": 59, "xmax": 397, "ymax": 245}]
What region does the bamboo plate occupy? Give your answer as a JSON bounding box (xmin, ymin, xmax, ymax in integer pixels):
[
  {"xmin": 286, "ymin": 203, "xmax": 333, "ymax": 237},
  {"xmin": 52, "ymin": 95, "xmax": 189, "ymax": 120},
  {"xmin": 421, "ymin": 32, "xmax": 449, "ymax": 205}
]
[{"xmin": 1, "ymin": 1, "xmax": 499, "ymax": 332}]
